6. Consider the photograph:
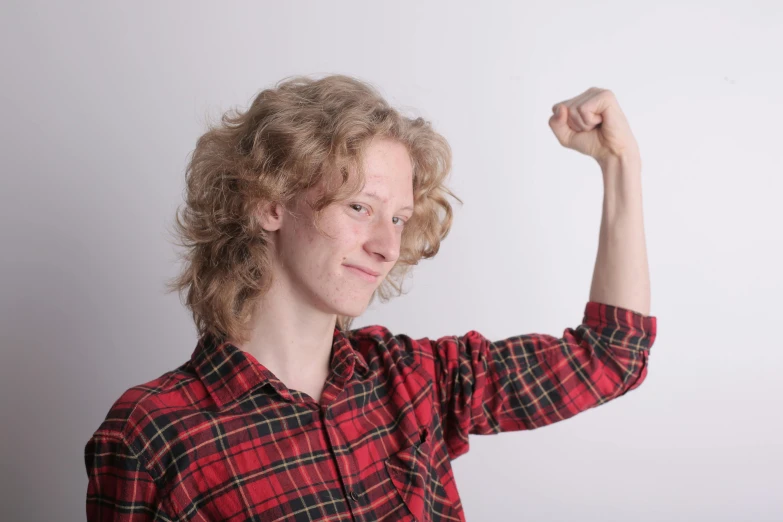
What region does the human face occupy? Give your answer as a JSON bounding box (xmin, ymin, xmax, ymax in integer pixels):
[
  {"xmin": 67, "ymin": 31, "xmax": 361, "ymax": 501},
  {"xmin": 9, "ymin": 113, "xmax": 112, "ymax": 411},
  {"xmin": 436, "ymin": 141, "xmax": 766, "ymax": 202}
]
[{"xmin": 272, "ymin": 138, "xmax": 415, "ymax": 318}]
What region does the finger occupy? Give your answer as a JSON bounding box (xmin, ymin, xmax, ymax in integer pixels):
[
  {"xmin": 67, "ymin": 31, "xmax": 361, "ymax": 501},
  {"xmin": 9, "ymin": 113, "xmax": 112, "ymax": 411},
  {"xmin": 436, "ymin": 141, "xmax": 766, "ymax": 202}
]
[
  {"xmin": 551, "ymin": 105, "xmax": 569, "ymax": 130},
  {"xmin": 552, "ymin": 104, "xmax": 579, "ymax": 132},
  {"xmin": 549, "ymin": 107, "xmax": 574, "ymax": 145},
  {"xmin": 568, "ymin": 103, "xmax": 589, "ymax": 131},
  {"xmin": 577, "ymin": 94, "xmax": 609, "ymax": 128}
]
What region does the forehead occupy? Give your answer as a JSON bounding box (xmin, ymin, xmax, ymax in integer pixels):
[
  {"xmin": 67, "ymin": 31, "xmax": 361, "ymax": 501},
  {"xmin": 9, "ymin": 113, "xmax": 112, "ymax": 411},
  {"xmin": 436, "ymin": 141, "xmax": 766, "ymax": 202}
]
[
  {"xmin": 305, "ymin": 138, "xmax": 414, "ymax": 210},
  {"xmin": 359, "ymin": 138, "xmax": 414, "ymax": 200},
  {"xmin": 360, "ymin": 189, "xmax": 414, "ymax": 212}
]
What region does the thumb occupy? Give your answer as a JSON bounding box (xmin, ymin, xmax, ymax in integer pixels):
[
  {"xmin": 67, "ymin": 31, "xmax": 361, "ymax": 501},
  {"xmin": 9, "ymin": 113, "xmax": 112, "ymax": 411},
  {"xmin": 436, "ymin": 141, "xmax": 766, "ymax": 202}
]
[
  {"xmin": 549, "ymin": 105, "xmax": 572, "ymax": 143},
  {"xmin": 550, "ymin": 105, "xmax": 567, "ymax": 129}
]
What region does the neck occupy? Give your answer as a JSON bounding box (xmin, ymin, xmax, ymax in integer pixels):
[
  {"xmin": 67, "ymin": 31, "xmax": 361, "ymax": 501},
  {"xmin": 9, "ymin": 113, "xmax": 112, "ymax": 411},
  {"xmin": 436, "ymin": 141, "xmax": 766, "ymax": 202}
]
[{"xmin": 228, "ymin": 272, "xmax": 337, "ymax": 397}]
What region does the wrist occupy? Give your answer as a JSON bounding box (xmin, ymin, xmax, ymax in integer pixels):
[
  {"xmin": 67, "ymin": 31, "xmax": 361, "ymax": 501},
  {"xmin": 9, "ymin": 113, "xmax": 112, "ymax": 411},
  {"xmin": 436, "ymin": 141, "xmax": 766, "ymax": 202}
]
[{"xmin": 598, "ymin": 149, "xmax": 641, "ymax": 174}]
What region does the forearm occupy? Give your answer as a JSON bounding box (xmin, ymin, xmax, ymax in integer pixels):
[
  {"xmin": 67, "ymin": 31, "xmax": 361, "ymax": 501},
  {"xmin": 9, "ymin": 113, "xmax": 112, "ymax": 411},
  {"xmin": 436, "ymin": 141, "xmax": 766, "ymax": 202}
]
[{"xmin": 589, "ymin": 154, "xmax": 651, "ymax": 316}]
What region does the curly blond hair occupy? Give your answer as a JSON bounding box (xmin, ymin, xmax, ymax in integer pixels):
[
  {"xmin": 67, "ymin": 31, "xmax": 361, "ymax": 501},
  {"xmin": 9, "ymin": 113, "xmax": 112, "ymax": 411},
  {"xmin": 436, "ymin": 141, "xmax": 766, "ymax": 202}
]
[{"xmin": 165, "ymin": 74, "xmax": 462, "ymax": 344}]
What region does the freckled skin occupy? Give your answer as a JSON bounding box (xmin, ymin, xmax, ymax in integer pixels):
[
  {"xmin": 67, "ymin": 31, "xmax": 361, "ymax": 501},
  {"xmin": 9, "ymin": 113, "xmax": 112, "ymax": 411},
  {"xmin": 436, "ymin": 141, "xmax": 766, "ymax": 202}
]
[
  {"xmin": 232, "ymin": 137, "xmax": 417, "ymax": 400},
  {"xmin": 270, "ymin": 137, "xmax": 415, "ymax": 319}
]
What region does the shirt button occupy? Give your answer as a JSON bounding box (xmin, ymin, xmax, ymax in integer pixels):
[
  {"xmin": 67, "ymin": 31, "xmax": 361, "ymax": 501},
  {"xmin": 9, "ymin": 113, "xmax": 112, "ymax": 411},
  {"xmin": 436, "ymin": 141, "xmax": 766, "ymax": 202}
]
[{"xmin": 349, "ymin": 490, "xmax": 359, "ymax": 502}]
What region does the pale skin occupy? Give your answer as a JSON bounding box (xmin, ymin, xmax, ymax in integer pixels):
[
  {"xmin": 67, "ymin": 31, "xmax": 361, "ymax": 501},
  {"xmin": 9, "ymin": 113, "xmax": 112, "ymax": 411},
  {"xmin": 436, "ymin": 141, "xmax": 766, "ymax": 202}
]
[
  {"xmin": 229, "ymin": 137, "xmax": 414, "ymax": 403},
  {"xmin": 233, "ymin": 88, "xmax": 651, "ymax": 403},
  {"xmin": 549, "ymin": 87, "xmax": 651, "ymax": 317}
]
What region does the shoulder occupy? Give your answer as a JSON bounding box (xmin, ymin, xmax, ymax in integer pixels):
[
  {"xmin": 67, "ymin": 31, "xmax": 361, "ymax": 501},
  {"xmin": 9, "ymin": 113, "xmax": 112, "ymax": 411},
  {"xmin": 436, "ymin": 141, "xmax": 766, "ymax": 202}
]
[
  {"xmin": 346, "ymin": 324, "xmax": 437, "ymax": 369},
  {"xmin": 87, "ymin": 360, "xmax": 205, "ymax": 452}
]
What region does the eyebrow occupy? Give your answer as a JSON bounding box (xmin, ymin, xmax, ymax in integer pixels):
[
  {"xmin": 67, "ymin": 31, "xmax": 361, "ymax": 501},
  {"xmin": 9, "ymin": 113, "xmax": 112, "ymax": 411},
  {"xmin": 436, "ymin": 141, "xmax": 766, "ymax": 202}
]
[{"xmin": 362, "ymin": 191, "xmax": 414, "ymax": 212}]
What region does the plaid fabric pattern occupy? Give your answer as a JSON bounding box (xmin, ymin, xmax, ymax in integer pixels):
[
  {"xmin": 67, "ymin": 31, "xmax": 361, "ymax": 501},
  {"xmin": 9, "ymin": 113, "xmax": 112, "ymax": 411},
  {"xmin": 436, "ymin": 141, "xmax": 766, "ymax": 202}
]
[{"xmin": 84, "ymin": 301, "xmax": 657, "ymax": 521}]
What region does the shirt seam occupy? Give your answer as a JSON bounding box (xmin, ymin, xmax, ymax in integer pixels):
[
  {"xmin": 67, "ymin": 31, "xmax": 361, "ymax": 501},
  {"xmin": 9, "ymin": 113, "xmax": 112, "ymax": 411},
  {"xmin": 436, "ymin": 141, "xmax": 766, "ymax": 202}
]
[{"xmin": 89, "ymin": 430, "xmax": 177, "ymax": 520}]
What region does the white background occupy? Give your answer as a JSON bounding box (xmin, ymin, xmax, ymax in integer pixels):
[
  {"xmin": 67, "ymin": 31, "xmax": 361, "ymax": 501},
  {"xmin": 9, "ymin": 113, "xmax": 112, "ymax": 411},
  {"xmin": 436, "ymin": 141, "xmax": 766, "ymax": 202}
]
[{"xmin": 1, "ymin": 1, "xmax": 781, "ymax": 520}]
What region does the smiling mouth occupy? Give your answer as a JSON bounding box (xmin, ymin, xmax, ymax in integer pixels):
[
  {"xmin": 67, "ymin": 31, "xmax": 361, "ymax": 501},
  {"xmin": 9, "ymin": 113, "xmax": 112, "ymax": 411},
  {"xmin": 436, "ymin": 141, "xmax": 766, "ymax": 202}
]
[{"xmin": 344, "ymin": 265, "xmax": 379, "ymax": 282}]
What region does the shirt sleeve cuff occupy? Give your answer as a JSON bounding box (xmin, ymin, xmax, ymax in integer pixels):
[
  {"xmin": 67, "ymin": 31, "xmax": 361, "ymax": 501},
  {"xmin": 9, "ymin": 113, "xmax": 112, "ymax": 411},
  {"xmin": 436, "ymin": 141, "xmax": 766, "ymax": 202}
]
[{"xmin": 583, "ymin": 301, "xmax": 657, "ymax": 351}]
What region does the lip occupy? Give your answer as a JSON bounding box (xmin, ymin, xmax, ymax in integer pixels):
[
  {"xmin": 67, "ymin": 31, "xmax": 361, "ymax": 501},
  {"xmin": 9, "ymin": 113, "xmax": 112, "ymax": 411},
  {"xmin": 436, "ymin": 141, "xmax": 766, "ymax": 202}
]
[{"xmin": 344, "ymin": 264, "xmax": 380, "ymax": 281}]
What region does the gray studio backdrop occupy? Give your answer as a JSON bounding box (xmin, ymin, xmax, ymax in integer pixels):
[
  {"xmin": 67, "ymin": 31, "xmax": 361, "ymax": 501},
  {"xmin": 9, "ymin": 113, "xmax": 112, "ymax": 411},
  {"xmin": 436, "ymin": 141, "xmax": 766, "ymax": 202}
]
[{"xmin": 1, "ymin": 1, "xmax": 781, "ymax": 521}]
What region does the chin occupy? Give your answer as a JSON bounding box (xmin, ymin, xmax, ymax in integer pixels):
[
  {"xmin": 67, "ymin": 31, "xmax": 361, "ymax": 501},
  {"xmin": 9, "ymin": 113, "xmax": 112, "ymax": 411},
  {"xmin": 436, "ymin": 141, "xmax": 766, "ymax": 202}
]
[
  {"xmin": 330, "ymin": 297, "xmax": 370, "ymax": 319},
  {"xmin": 336, "ymin": 304, "xmax": 367, "ymax": 318}
]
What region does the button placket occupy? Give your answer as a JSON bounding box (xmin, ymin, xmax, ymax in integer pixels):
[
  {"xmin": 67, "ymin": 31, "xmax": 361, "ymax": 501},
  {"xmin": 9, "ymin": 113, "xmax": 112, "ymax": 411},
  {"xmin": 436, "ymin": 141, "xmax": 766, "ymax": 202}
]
[{"xmin": 321, "ymin": 405, "xmax": 363, "ymax": 513}]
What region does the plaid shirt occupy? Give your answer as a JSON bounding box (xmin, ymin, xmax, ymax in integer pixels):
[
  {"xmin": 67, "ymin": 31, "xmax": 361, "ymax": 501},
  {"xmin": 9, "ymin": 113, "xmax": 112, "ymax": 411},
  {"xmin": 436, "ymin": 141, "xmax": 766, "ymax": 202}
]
[{"xmin": 85, "ymin": 301, "xmax": 657, "ymax": 521}]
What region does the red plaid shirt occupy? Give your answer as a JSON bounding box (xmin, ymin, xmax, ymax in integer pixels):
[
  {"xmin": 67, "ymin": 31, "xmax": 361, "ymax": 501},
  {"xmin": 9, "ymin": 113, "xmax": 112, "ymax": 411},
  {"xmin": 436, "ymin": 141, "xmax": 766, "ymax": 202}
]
[{"xmin": 85, "ymin": 301, "xmax": 657, "ymax": 521}]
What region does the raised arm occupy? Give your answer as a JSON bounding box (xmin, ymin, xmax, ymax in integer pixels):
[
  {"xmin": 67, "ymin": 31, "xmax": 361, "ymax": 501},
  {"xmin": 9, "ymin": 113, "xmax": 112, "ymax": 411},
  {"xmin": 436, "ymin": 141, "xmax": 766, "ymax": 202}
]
[
  {"xmin": 550, "ymin": 87, "xmax": 650, "ymax": 316},
  {"xmin": 408, "ymin": 301, "xmax": 656, "ymax": 460},
  {"xmin": 416, "ymin": 88, "xmax": 656, "ymax": 460},
  {"xmin": 590, "ymin": 153, "xmax": 650, "ymax": 315}
]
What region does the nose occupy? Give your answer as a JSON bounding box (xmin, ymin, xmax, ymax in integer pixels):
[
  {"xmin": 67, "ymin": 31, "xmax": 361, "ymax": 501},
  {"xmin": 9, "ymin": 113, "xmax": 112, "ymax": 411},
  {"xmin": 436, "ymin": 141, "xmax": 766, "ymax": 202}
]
[{"xmin": 365, "ymin": 218, "xmax": 400, "ymax": 262}]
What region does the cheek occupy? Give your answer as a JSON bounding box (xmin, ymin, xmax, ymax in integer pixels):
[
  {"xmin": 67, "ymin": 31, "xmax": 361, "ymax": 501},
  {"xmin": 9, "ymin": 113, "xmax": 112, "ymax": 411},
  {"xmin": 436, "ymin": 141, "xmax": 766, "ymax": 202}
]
[
  {"xmin": 337, "ymin": 226, "xmax": 367, "ymax": 279},
  {"xmin": 337, "ymin": 222, "xmax": 364, "ymax": 252},
  {"xmin": 307, "ymin": 216, "xmax": 365, "ymax": 269},
  {"xmin": 349, "ymin": 223, "xmax": 364, "ymax": 242}
]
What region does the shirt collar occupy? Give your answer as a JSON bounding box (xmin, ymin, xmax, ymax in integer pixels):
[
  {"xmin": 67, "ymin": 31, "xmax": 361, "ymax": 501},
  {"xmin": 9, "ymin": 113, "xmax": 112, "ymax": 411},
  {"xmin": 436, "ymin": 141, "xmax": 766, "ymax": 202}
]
[{"xmin": 191, "ymin": 326, "xmax": 369, "ymax": 409}]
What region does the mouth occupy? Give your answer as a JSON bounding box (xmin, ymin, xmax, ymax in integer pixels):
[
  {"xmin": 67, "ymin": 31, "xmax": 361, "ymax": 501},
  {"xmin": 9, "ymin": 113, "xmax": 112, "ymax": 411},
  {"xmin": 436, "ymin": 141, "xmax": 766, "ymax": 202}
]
[{"xmin": 343, "ymin": 264, "xmax": 380, "ymax": 282}]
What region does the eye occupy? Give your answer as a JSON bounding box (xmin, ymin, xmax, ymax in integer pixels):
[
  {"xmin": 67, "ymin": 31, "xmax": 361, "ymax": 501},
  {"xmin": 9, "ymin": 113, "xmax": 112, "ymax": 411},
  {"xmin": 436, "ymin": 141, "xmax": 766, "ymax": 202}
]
[{"xmin": 350, "ymin": 204, "xmax": 407, "ymax": 227}]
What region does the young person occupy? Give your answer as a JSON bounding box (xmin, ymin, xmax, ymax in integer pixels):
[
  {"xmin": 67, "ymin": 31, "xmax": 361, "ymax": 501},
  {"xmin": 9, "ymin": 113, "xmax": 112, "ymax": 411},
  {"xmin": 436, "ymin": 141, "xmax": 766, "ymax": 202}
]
[{"xmin": 84, "ymin": 75, "xmax": 656, "ymax": 521}]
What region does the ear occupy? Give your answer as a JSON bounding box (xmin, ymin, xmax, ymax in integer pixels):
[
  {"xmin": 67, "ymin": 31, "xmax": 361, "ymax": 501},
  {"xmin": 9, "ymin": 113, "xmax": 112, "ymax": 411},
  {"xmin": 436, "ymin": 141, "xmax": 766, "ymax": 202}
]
[{"xmin": 257, "ymin": 200, "xmax": 285, "ymax": 232}]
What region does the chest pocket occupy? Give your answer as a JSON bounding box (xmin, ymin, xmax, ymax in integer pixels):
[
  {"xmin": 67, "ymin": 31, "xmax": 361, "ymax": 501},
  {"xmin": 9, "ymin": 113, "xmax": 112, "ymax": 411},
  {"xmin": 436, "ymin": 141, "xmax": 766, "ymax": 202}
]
[{"xmin": 385, "ymin": 426, "xmax": 434, "ymax": 522}]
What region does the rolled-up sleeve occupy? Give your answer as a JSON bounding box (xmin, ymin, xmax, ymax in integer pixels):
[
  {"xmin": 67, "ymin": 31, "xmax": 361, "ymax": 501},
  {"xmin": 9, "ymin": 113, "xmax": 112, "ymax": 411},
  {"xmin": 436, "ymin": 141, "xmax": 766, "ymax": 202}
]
[{"xmin": 412, "ymin": 301, "xmax": 657, "ymax": 460}]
